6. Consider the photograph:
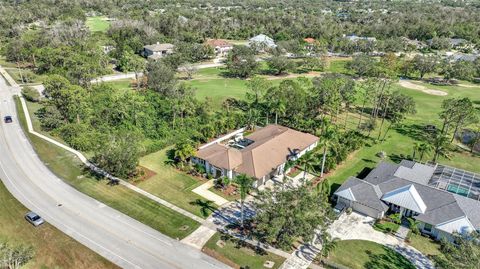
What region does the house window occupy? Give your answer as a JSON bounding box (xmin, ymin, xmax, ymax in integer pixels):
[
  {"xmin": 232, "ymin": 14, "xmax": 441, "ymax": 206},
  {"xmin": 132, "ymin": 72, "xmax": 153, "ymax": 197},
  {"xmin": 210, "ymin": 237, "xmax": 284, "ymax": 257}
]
[{"xmin": 424, "ymin": 223, "xmax": 433, "ymax": 232}]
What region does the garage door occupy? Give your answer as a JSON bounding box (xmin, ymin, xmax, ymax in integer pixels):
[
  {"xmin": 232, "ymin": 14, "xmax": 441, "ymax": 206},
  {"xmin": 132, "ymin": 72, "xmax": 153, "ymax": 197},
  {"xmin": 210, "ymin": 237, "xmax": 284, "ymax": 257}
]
[{"xmin": 353, "ymin": 202, "xmax": 381, "ymax": 218}]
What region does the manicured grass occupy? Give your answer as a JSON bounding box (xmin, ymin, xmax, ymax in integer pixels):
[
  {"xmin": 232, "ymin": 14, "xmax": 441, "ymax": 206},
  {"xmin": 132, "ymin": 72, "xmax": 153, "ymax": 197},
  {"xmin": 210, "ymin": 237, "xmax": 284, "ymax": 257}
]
[
  {"xmin": 408, "ymin": 233, "xmax": 442, "ymax": 258},
  {"xmin": 186, "ymin": 75, "xmax": 249, "ymax": 108},
  {"xmin": 373, "ymin": 220, "xmax": 400, "ymax": 233},
  {"xmin": 325, "ymin": 240, "xmax": 415, "ymax": 269},
  {"xmin": 325, "ymin": 57, "xmax": 351, "ymax": 74},
  {"xmin": 0, "ymin": 179, "xmax": 117, "ymax": 269},
  {"xmin": 15, "ymin": 97, "xmax": 200, "ymax": 239},
  {"xmin": 86, "ymin": 16, "xmax": 111, "ymax": 32},
  {"xmin": 203, "ymin": 233, "xmax": 286, "ymax": 269},
  {"xmin": 136, "ymin": 148, "xmax": 218, "ymax": 218},
  {"xmin": 103, "ymin": 79, "xmax": 135, "ymax": 92},
  {"xmin": 327, "ymin": 81, "xmax": 480, "ymax": 193}
]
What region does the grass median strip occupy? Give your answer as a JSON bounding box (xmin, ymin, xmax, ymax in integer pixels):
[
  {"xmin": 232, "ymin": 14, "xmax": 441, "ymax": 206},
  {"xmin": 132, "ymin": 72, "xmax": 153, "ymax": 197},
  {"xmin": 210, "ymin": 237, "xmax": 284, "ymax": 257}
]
[
  {"xmin": 203, "ymin": 232, "xmax": 286, "ymax": 269},
  {"xmin": 14, "ymin": 96, "xmax": 200, "ymax": 239},
  {"xmin": 0, "ymin": 179, "xmax": 118, "ymax": 269}
]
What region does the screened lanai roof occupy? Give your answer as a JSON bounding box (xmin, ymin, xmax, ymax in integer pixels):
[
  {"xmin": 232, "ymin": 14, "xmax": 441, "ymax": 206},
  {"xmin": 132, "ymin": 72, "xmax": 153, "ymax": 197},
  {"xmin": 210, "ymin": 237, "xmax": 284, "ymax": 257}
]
[{"xmin": 428, "ymin": 164, "xmax": 480, "ymax": 201}]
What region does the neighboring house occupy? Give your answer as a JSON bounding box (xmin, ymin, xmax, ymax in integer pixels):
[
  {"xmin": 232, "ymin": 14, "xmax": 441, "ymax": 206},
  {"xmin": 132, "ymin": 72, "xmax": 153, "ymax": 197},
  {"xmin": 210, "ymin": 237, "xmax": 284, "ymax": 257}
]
[
  {"xmin": 142, "ymin": 43, "xmax": 174, "ymax": 60},
  {"xmin": 344, "ymin": 34, "xmax": 377, "ymax": 43},
  {"xmin": 334, "ymin": 160, "xmax": 480, "ymax": 242},
  {"xmin": 192, "ymin": 125, "xmax": 319, "ymax": 187},
  {"xmin": 248, "ymin": 34, "xmax": 277, "ymax": 51},
  {"xmin": 448, "ymin": 53, "xmax": 479, "ymax": 62},
  {"xmin": 205, "ymin": 39, "xmax": 233, "ymax": 56}
]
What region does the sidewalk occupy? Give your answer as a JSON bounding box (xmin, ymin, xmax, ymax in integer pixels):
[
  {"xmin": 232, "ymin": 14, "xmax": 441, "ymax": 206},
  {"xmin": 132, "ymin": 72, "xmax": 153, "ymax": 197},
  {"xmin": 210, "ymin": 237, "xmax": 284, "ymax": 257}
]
[{"xmin": 192, "ymin": 180, "xmax": 229, "ymax": 206}]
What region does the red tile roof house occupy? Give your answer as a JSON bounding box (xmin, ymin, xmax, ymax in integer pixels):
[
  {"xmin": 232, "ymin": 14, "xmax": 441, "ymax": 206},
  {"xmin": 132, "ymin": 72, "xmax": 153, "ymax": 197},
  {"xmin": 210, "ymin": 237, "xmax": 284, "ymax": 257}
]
[
  {"xmin": 205, "ymin": 39, "xmax": 233, "ymax": 56},
  {"xmin": 192, "ymin": 125, "xmax": 319, "ymax": 188}
]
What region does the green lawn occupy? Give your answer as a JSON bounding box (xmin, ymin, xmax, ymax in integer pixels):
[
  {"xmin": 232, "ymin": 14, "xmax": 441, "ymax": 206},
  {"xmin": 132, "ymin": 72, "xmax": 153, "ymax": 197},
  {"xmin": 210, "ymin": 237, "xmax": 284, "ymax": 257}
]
[
  {"xmin": 136, "ymin": 148, "xmax": 218, "ymax": 218},
  {"xmin": 15, "ymin": 97, "xmax": 200, "ymax": 239},
  {"xmin": 203, "ymin": 233, "xmax": 286, "ymax": 269},
  {"xmin": 0, "ymin": 56, "xmax": 18, "ymax": 68},
  {"xmin": 0, "ymin": 179, "xmax": 117, "ymax": 269},
  {"xmin": 325, "ymin": 57, "xmax": 351, "ymax": 74},
  {"xmin": 408, "ymin": 233, "xmax": 442, "ymax": 258},
  {"xmin": 324, "ymin": 240, "xmax": 415, "ymax": 269},
  {"xmin": 86, "ymin": 16, "xmax": 111, "ymax": 32},
  {"xmin": 104, "ymin": 79, "xmax": 134, "ymax": 92},
  {"xmin": 5, "ymin": 68, "xmax": 44, "ymax": 84}
]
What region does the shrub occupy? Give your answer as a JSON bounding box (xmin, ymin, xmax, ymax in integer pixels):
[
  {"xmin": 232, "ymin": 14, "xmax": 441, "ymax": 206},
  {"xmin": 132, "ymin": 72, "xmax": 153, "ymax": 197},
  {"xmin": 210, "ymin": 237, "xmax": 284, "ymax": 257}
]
[
  {"xmin": 346, "ymin": 207, "xmax": 352, "ymax": 215},
  {"xmin": 21, "ymin": 86, "xmax": 40, "ymax": 102}
]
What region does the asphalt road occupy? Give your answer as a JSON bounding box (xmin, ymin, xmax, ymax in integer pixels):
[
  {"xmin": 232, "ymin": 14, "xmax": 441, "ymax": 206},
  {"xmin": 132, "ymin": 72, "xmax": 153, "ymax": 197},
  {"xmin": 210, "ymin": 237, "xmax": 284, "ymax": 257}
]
[{"xmin": 0, "ymin": 76, "xmax": 229, "ymax": 269}]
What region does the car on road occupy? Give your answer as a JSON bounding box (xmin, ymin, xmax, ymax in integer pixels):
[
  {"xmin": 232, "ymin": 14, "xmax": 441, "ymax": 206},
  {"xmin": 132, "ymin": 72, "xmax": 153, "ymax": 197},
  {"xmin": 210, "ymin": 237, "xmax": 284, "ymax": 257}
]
[
  {"xmin": 4, "ymin": 116, "xmax": 12, "ymax": 123},
  {"xmin": 25, "ymin": 212, "xmax": 45, "ymax": 226}
]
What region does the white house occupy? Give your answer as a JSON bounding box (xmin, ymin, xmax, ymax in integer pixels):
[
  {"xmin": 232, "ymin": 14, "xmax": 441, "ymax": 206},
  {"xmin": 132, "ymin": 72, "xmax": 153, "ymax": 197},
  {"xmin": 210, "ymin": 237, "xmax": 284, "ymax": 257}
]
[
  {"xmin": 205, "ymin": 39, "xmax": 233, "ymax": 56},
  {"xmin": 248, "ymin": 34, "xmax": 277, "ymax": 51},
  {"xmin": 334, "ymin": 160, "xmax": 480, "ymax": 242}
]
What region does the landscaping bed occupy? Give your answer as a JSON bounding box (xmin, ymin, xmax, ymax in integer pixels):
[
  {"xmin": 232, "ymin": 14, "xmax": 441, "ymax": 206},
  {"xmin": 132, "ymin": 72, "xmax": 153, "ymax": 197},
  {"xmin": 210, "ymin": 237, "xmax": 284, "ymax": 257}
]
[{"xmin": 373, "ymin": 219, "xmax": 400, "ymax": 233}]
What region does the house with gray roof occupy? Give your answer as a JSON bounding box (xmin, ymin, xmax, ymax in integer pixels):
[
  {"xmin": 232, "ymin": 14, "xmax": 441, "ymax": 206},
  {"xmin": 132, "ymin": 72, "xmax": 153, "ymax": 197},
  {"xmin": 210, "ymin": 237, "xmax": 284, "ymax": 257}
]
[
  {"xmin": 248, "ymin": 34, "xmax": 277, "ymax": 51},
  {"xmin": 142, "ymin": 42, "xmax": 174, "ymax": 59},
  {"xmin": 334, "ymin": 160, "xmax": 480, "ymax": 242}
]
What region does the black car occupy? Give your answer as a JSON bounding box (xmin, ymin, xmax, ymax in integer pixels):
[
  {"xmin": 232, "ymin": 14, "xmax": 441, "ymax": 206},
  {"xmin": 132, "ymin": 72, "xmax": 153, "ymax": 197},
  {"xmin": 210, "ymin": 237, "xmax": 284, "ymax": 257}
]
[{"xmin": 4, "ymin": 116, "xmax": 12, "ymax": 123}]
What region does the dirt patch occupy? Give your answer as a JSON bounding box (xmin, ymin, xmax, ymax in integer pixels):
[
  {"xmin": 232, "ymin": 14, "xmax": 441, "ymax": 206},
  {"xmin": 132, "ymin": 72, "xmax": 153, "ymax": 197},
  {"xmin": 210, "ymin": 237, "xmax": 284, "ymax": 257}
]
[
  {"xmin": 264, "ymin": 71, "xmax": 321, "ymax": 80},
  {"xmin": 398, "ymin": 80, "xmax": 448, "ymax": 96},
  {"xmin": 132, "ymin": 166, "xmax": 157, "ymax": 183},
  {"xmin": 202, "ymin": 248, "xmax": 239, "ymax": 269}
]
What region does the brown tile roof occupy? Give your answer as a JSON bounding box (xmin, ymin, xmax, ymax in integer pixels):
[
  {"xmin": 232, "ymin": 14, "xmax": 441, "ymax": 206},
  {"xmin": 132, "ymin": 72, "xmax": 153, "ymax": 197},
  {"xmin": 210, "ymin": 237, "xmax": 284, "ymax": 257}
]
[
  {"xmin": 205, "ymin": 39, "xmax": 232, "ymax": 48},
  {"xmin": 304, "ymin": 38, "xmax": 316, "ymax": 44},
  {"xmin": 196, "ymin": 125, "xmax": 319, "ymax": 179}
]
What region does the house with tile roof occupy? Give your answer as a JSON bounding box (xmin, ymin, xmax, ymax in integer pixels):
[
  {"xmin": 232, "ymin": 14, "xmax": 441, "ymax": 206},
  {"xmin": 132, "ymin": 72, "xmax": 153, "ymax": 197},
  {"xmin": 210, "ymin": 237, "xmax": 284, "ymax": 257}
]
[
  {"xmin": 192, "ymin": 125, "xmax": 318, "ymax": 187},
  {"xmin": 334, "ymin": 160, "xmax": 480, "ymax": 242},
  {"xmin": 205, "ymin": 39, "xmax": 233, "ymax": 56}
]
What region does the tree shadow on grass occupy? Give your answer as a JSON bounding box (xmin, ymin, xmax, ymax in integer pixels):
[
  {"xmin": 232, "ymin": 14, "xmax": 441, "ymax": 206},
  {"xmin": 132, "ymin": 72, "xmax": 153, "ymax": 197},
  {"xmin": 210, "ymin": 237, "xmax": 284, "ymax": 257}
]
[
  {"xmin": 395, "ymin": 123, "xmax": 434, "ymax": 143},
  {"xmin": 364, "ymin": 247, "xmax": 416, "ymax": 269},
  {"xmin": 219, "ymin": 233, "xmax": 268, "ymax": 256},
  {"xmin": 189, "ymin": 199, "xmax": 216, "ymax": 217},
  {"xmin": 390, "ymin": 153, "xmax": 412, "ymax": 164}
]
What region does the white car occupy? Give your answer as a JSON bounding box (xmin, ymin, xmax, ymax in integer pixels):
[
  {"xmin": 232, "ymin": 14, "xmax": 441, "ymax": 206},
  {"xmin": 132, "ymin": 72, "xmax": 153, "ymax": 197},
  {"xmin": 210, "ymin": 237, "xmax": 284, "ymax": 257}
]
[{"xmin": 25, "ymin": 212, "xmax": 45, "ymax": 226}]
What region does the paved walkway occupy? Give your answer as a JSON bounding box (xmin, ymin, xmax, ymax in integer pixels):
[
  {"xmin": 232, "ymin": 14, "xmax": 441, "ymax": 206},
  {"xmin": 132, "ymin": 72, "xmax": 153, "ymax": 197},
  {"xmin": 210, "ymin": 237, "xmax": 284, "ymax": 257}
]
[
  {"xmin": 279, "ymin": 231, "xmax": 322, "ymax": 269},
  {"xmin": 396, "ymin": 225, "xmax": 410, "ymax": 241},
  {"xmin": 192, "ymin": 180, "xmax": 229, "ymax": 206},
  {"xmin": 328, "ymin": 212, "xmax": 435, "ymax": 269}
]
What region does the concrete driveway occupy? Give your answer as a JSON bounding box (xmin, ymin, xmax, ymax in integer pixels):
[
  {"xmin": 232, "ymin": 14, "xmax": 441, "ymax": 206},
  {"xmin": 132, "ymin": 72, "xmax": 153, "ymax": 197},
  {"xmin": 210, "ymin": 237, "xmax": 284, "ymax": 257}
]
[{"xmin": 328, "ymin": 212, "xmax": 435, "ymax": 269}]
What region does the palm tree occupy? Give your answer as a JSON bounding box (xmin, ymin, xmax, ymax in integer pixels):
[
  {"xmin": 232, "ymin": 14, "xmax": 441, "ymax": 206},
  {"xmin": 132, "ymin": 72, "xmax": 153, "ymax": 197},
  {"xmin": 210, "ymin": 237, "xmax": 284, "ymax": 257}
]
[
  {"xmin": 418, "ymin": 142, "xmax": 433, "ymax": 161},
  {"xmin": 407, "ymin": 218, "xmax": 421, "ymax": 234},
  {"xmin": 433, "ymin": 135, "xmax": 452, "ymax": 163},
  {"xmin": 234, "ymin": 174, "xmax": 253, "ymax": 230},
  {"xmin": 272, "ymin": 100, "xmax": 286, "ymax": 125},
  {"xmin": 320, "ymin": 233, "xmax": 339, "ymax": 259},
  {"xmin": 173, "ymin": 141, "xmax": 196, "ymax": 167},
  {"xmin": 319, "ymin": 124, "xmax": 338, "ymax": 178},
  {"xmin": 412, "ymin": 142, "xmax": 421, "ymax": 160},
  {"xmin": 297, "ymin": 151, "xmax": 317, "ymax": 183}
]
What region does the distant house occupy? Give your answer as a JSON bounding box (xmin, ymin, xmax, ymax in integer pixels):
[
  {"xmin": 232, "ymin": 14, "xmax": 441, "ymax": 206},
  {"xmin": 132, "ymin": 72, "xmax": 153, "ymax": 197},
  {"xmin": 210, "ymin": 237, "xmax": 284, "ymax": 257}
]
[
  {"xmin": 303, "ymin": 38, "xmax": 316, "ymax": 52},
  {"xmin": 334, "ymin": 160, "xmax": 480, "ymax": 242},
  {"xmin": 345, "ymin": 34, "xmax": 377, "ymax": 43},
  {"xmin": 449, "ymin": 53, "xmax": 479, "ymax": 62},
  {"xmin": 192, "ymin": 125, "xmax": 318, "ymax": 187},
  {"xmin": 205, "ymin": 39, "xmax": 233, "ymax": 56},
  {"xmin": 248, "ymin": 34, "xmax": 277, "ymax": 51},
  {"xmin": 142, "ymin": 43, "xmax": 174, "ymax": 60}
]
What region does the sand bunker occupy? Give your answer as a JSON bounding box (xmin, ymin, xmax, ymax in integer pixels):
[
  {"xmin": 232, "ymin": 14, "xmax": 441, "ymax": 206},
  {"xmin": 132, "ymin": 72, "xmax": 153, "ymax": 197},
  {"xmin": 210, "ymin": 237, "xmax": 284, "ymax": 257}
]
[{"xmin": 399, "ymin": 80, "xmax": 448, "ymax": 96}]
